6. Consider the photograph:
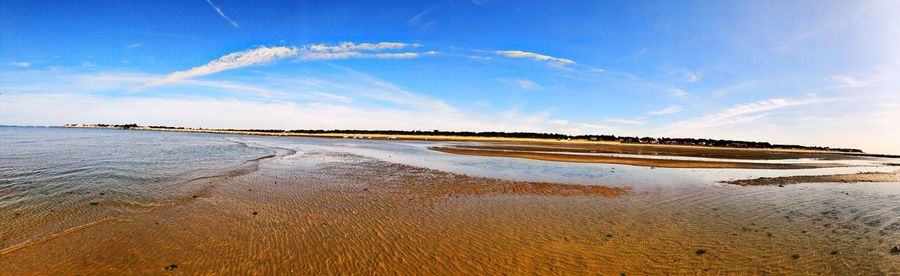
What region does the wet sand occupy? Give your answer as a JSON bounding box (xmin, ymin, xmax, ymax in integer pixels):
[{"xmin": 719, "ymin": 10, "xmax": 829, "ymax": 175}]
[
  {"xmin": 431, "ymin": 146, "xmax": 843, "ymax": 169},
  {"xmin": 442, "ymin": 143, "xmax": 866, "ymax": 161},
  {"xmin": 3, "ymin": 150, "xmax": 899, "ymax": 274},
  {"xmin": 724, "ymin": 171, "xmax": 900, "ymax": 186}
]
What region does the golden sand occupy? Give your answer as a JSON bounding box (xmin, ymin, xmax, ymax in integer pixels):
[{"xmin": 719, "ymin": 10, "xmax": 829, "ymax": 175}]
[
  {"xmin": 3, "ymin": 152, "xmax": 898, "ymax": 274},
  {"xmin": 723, "ymin": 171, "xmax": 900, "ymax": 186},
  {"xmin": 431, "ymin": 146, "xmax": 841, "ymax": 169},
  {"xmin": 443, "ymin": 143, "xmax": 863, "ymax": 160}
]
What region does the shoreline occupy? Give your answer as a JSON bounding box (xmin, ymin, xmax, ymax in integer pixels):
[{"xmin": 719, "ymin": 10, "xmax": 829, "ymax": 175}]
[
  {"xmin": 4, "ymin": 127, "xmax": 900, "ymax": 274},
  {"xmin": 56, "ymin": 125, "xmax": 884, "ymax": 156},
  {"xmin": 722, "ymin": 171, "xmax": 900, "ymax": 186},
  {"xmin": 5, "ymin": 150, "xmax": 897, "ymax": 274},
  {"xmin": 431, "ymin": 146, "xmax": 844, "ymax": 169}
]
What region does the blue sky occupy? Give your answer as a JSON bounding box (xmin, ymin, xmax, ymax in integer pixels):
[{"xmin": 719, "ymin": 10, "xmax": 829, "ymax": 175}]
[{"xmin": 1, "ymin": 0, "xmax": 899, "ymax": 153}]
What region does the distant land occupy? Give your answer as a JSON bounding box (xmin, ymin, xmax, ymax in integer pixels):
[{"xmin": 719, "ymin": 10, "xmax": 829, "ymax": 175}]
[{"xmin": 49, "ymin": 123, "xmax": 868, "ymax": 154}]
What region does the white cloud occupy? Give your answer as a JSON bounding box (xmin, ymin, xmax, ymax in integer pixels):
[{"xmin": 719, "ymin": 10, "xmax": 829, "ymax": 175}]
[
  {"xmin": 669, "ymin": 88, "xmax": 688, "ymax": 96},
  {"xmin": 501, "ymin": 78, "xmax": 541, "ymax": 90},
  {"xmin": 647, "ymin": 105, "xmax": 684, "ymax": 115},
  {"xmin": 371, "ymin": 52, "xmax": 426, "ymax": 59},
  {"xmin": 81, "ymin": 61, "xmax": 95, "ymax": 68},
  {"xmin": 6, "ymin": 61, "xmax": 30, "ymax": 67},
  {"xmin": 126, "ymin": 42, "xmax": 143, "ymax": 49},
  {"xmin": 408, "ymin": 4, "xmax": 438, "ymax": 25},
  {"xmin": 180, "ymin": 79, "xmax": 351, "ymax": 103},
  {"xmin": 495, "ymin": 50, "xmax": 575, "ymax": 67},
  {"xmin": 299, "ymin": 51, "xmax": 426, "ymax": 60},
  {"xmin": 205, "ymin": 0, "xmax": 239, "ymax": 28},
  {"xmin": 334, "ymin": 65, "xmax": 456, "ymax": 113},
  {"xmin": 685, "ymin": 72, "xmax": 700, "ymax": 82},
  {"xmin": 134, "ymin": 46, "xmax": 298, "ymax": 91},
  {"xmin": 304, "ymin": 42, "xmax": 418, "ymax": 52},
  {"xmin": 828, "ymin": 74, "xmax": 870, "ymax": 88},
  {"xmin": 561, "ymin": 122, "xmax": 617, "ymax": 135},
  {"xmin": 466, "ymin": 55, "xmax": 492, "ymax": 60},
  {"xmin": 548, "ymin": 119, "xmax": 570, "ymax": 126},
  {"xmin": 666, "ymin": 97, "xmax": 828, "ymax": 131},
  {"xmin": 136, "ymin": 43, "xmax": 434, "ymax": 91},
  {"xmin": 604, "ymin": 118, "xmax": 648, "ymax": 125}
]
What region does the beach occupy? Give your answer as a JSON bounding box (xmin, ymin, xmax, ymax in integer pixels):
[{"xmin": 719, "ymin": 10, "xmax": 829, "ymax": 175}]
[{"xmin": 2, "ymin": 127, "xmax": 899, "ymax": 274}]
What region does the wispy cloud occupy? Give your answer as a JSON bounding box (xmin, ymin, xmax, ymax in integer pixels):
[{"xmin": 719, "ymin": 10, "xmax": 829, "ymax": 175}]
[
  {"xmin": 495, "ymin": 50, "xmax": 575, "ymax": 67},
  {"xmin": 548, "ymin": 119, "xmax": 570, "ymax": 126},
  {"xmin": 135, "ymin": 42, "xmax": 433, "ymax": 91},
  {"xmin": 333, "ymin": 65, "xmax": 456, "ymax": 113},
  {"xmin": 6, "ymin": 61, "xmax": 30, "ymax": 67},
  {"xmin": 299, "ymin": 51, "xmax": 426, "ymax": 60},
  {"xmin": 135, "ymin": 46, "xmax": 298, "ymax": 91},
  {"xmin": 205, "ymin": 0, "xmax": 239, "ymax": 28},
  {"xmin": 647, "ymin": 105, "xmax": 684, "ymax": 115},
  {"xmin": 408, "ymin": 4, "xmax": 438, "ymax": 25},
  {"xmin": 828, "ymin": 74, "xmax": 871, "ymax": 88},
  {"xmin": 81, "ymin": 61, "xmax": 95, "ymax": 68},
  {"xmin": 126, "ymin": 42, "xmax": 143, "ymax": 49},
  {"xmin": 668, "ymin": 88, "xmax": 688, "ymax": 97},
  {"xmin": 667, "ymin": 97, "xmax": 828, "ymax": 131},
  {"xmin": 605, "ymin": 118, "xmax": 648, "ymax": 125},
  {"xmin": 501, "ymin": 78, "xmax": 541, "ymax": 90},
  {"xmin": 685, "ymin": 71, "xmax": 700, "ymax": 82},
  {"xmin": 304, "ymin": 42, "xmax": 419, "ymax": 52},
  {"xmin": 466, "ymin": 55, "xmax": 492, "ymax": 60}
]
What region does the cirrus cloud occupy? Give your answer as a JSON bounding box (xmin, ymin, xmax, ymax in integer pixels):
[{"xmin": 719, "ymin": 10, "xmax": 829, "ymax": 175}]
[
  {"xmin": 205, "ymin": 0, "xmax": 239, "ymax": 28},
  {"xmin": 647, "ymin": 105, "xmax": 684, "ymax": 115},
  {"xmin": 7, "ymin": 61, "xmax": 31, "ymax": 68},
  {"xmin": 134, "ymin": 42, "xmax": 436, "ymax": 91},
  {"xmin": 495, "ymin": 50, "xmax": 575, "ymax": 67}
]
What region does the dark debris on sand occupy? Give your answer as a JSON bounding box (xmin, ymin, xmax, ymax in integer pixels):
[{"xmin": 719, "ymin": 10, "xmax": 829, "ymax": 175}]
[{"xmin": 164, "ymin": 264, "xmax": 178, "ymax": 270}]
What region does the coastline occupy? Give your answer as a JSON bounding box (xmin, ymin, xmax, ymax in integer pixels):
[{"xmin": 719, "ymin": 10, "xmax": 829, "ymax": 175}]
[
  {"xmin": 722, "ymin": 171, "xmax": 900, "ymax": 186},
  {"xmin": 3, "ymin": 127, "xmax": 899, "ymax": 274},
  {"xmin": 5, "ymin": 150, "xmax": 897, "ymax": 274},
  {"xmin": 59, "ymin": 125, "xmax": 877, "ymax": 156},
  {"xmin": 430, "ymin": 146, "xmax": 843, "ymax": 169}
]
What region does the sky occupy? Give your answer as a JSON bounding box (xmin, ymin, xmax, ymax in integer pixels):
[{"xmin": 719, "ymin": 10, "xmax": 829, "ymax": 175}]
[{"xmin": 1, "ymin": 0, "xmax": 899, "ymax": 153}]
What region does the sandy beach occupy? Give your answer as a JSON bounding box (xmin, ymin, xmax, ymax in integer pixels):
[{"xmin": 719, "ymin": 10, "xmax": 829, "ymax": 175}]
[
  {"xmin": 431, "ymin": 146, "xmax": 843, "ymax": 169},
  {"xmin": 723, "ymin": 171, "xmax": 900, "ymax": 186},
  {"xmin": 2, "ymin": 128, "xmax": 899, "ymax": 274}
]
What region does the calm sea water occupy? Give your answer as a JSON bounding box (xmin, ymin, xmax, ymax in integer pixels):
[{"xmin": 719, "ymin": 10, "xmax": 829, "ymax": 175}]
[{"xmin": 0, "ymin": 127, "xmax": 273, "ymax": 212}]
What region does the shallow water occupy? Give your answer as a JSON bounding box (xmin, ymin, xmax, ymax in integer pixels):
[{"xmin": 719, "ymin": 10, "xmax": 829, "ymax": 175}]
[
  {"xmin": 227, "ymin": 135, "xmax": 898, "ymax": 189},
  {"xmin": 2, "ymin": 127, "xmax": 899, "ymax": 274},
  {"xmin": 0, "ymin": 127, "xmax": 275, "ymax": 250}
]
